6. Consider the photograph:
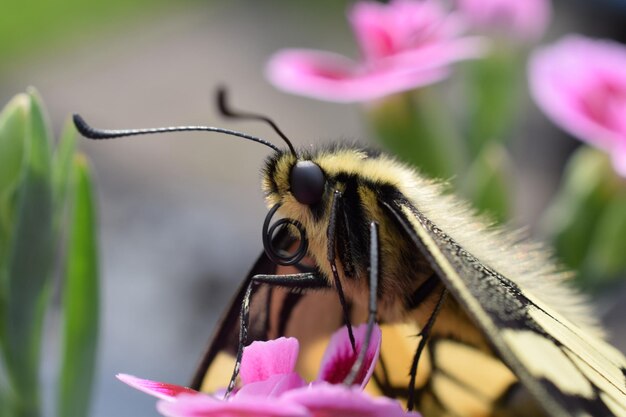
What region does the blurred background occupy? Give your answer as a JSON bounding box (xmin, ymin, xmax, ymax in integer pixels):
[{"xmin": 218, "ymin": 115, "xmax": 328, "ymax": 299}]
[{"xmin": 1, "ymin": 1, "xmax": 625, "ymax": 416}]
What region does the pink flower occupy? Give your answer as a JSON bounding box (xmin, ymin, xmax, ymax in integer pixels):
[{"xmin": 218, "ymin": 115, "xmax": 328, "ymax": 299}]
[
  {"xmin": 118, "ymin": 324, "xmax": 418, "ymax": 417},
  {"xmin": 456, "ymin": 0, "xmax": 551, "ymax": 41},
  {"xmin": 529, "ymin": 35, "xmax": 626, "ymax": 177},
  {"xmin": 266, "ymin": 0, "xmax": 486, "ymax": 102}
]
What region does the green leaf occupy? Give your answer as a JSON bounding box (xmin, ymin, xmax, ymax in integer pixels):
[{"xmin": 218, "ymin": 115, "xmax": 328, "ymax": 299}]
[
  {"xmin": 57, "ymin": 155, "xmax": 99, "ymax": 417},
  {"xmin": 2, "ymin": 89, "xmax": 54, "ymax": 416},
  {"xmin": 0, "ymin": 93, "xmax": 28, "ymax": 311},
  {"xmin": 52, "ymin": 117, "xmax": 77, "ymax": 221},
  {"xmin": 368, "ymin": 87, "xmax": 465, "ymax": 181},
  {"xmin": 0, "ymin": 95, "xmax": 30, "ymax": 281},
  {"xmin": 0, "ymin": 94, "xmax": 29, "ymax": 202},
  {"xmin": 541, "ymin": 147, "xmax": 616, "ymax": 273},
  {"xmin": 462, "ymin": 142, "xmax": 511, "ymax": 223},
  {"xmin": 579, "ymin": 190, "xmax": 626, "ymax": 289}
]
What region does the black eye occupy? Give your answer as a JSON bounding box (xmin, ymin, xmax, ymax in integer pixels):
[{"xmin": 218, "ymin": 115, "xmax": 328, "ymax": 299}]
[{"xmin": 290, "ymin": 160, "xmax": 325, "ymax": 205}]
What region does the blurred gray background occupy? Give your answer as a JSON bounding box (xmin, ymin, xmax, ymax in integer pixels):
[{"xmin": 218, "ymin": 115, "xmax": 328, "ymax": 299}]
[{"xmin": 1, "ymin": 1, "xmax": 625, "ymax": 416}]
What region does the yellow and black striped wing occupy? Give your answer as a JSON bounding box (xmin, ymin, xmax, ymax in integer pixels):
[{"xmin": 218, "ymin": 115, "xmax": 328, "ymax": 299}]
[
  {"xmin": 189, "ymin": 242, "xmax": 277, "ymax": 392},
  {"xmin": 190, "ymin": 230, "xmax": 343, "ymax": 392},
  {"xmin": 383, "ymin": 196, "xmax": 626, "ymax": 417}
]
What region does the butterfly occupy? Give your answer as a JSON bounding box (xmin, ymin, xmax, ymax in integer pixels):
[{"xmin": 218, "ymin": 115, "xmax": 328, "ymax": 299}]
[{"xmin": 74, "ymin": 89, "xmax": 626, "ymax": 417}]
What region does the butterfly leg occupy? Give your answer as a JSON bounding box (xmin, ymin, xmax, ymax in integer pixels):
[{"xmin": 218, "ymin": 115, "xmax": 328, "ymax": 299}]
[
  {"xmin": 225, "ymin": 271, "xmax": 327, "ymax": 397},
  {"xmin": 327, "ymin": 189, "xmax": 357, "ymax": 352},
  {"xmin": 344, "ymin": 222, "xmax": 380, "ymax": 386},
  {"xmin": 407, "ymin": 287, "xmax": 448, "ymax": 411}
]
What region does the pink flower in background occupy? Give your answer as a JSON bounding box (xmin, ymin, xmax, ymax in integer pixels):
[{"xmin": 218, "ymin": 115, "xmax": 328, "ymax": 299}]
[
  {"xmin": 457, "ymin": 0, "xmax": 551, "ymax": 41},
  {"xmin": 266, "ymin": 0, "xmax": 486, "ymax": 102},
  {"xmin": 118, "ymin": 324, "xmax": 417, "ymax": 417},
  {"xmin": 529, "ymin": 35, "xmax": 626, "ymax": 177}
]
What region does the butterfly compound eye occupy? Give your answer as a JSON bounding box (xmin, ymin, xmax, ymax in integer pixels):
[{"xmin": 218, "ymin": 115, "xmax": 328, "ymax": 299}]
[{"xmin": 290, "ymin": 161, "xmax": 325, "ymax": 205}]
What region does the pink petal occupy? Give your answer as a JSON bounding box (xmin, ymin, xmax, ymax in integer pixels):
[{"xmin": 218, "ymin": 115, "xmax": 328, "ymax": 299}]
[
  {"xmin": 157, "ymin": 393, "xmax": 309, "ymax": 417},
  {"xmin": 350, "ymin": 0, "xmax": 451, "ymax": 61},
  {"xmin": 266, "ymin": 49, "xmax": 449, "ymax": 102},
  {"xmin": 458, "ymin": 0, "xmax": 552, "ymax": 41},
  {"xmin": 349, "ymin": 0, "xmax": 482, "ymax": 61},
  {"xmin": 267, "ymin": 0, "xmax": 486, "ymax": 102},
  {"xmin": 282, "ymin": 383, "xmax": 420, "ymax": 417},
  {"xmin": 240, "ymin": 338, "xmax": 299, "ymax": 385},
  {"xmin": 117, "ymin": 374, "xmax": 199, "ymax": 402},
  {"xmin": 529, "ymin": 35, "xmax": 626, "ymax": 178},
  {"xmin": 349, "ymin": 1, "xmax": 398, "ymax": 61},
  {"xmin": 317, "ymin": 324, "xmax": 381, "ymax": 388},
  {"xmin": 237, "ymin": 373, "xmax": 306, "ymax": 398},
  {"xmin": 383, "ymin": 36, "xmax": 488, "ymax": 70}
]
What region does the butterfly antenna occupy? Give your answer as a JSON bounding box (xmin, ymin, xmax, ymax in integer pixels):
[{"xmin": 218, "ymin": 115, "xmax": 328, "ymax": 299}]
[
  {"xmin": 72, "ymin": 114, "xmax": 281, "ymax": 153},
  {"xmin": 216, "ymin": 87, "xmax": 297, "ymax": 157}
]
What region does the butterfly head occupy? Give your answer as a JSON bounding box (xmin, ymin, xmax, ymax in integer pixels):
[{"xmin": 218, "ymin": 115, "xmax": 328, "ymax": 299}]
[{"xmin": 290, "ymin": 160, "xmax": 326, "ymax": 205}]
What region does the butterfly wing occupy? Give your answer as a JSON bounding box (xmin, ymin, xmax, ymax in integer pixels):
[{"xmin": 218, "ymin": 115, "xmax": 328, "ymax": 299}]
[
  {"xmin": 189, "ymin": 238, "xmax": 279, "ymax": 391},
  {"xmin": 381, "ymin": 196, "xmax": 626, "ymax": 417},
  {"xmin": 190, "ymin": 230, "xmax": 344, "ymax": 392}
]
